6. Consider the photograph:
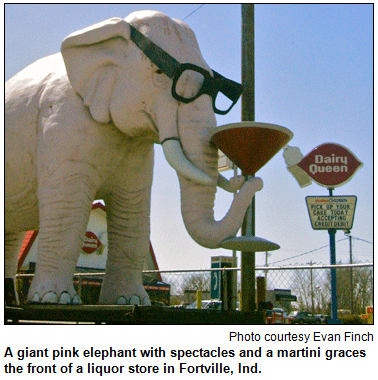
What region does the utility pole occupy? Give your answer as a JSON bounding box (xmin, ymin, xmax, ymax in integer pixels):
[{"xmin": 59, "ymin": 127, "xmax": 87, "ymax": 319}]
[
  {"xmin": 231, "ymin": 165, "xmax": 238, "ymax": 311},
  {"xmin": 349, "ymin": 234, "xmax": 353, "ymax": 314},
  {"xmin": 310, "ymin": 261, "xmax": 314, "ymax": 314},
  {"xmin": 240, "ymin": 3, "xmax": 256, "ymax": 313}
]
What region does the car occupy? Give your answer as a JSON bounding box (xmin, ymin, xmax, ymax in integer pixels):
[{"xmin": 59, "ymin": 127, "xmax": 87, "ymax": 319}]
[
  {"xmin": 315, "ymin": 314, "xmax": 330, "ymax": 324},
  {"xmin": 266, "ymin": 308, "xmax": 289, "ymax": 324},
  {"xmin": 186, "ymin": 300, "xmax": 222, "ymax": 310},
  {"xmin": 288, "ymin": 311, "xmax": 321, "ymax": 324}
]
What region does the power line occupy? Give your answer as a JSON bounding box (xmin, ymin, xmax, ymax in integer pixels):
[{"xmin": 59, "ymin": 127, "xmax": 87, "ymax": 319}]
[
  {"xmin": 182, "ymin": 4, "xmax": 205, "ymax": 21},
  {"xmin": 351, "ymin": 237, "xmax": 373, "ymax": 244},
  {"xmin": 270, "ymin": 238, "xmax": 349, "ymax": 265},
  {"xmin": 270, "ymin": 235, "xmax": 372, "ymax": 265}
]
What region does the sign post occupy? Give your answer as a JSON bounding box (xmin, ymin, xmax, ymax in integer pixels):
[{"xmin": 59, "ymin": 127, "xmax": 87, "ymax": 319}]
[
  {"xmin": 297, "ymin": 143, "xmax": 362, "ymax": 324},
  {"xmin": 327, "ymin": 189, "xmax": 339, "ymax": 323}
]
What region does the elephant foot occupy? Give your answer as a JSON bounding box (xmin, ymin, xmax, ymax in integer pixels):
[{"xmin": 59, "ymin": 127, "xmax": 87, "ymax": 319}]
[
  {"xmin": 27, "ymin": 279, "xmax": 82, "ymax": 305},
  {"xmin": 29, "ymin": 291, "xmax": 82, "ymax": 304},
  {"xmin": 116, "ymin": 295, "xmax": 151, "ymax": 306},
  {"xmin": 99, "ymin": 279, "xmax": 151, "ymax": 306}
]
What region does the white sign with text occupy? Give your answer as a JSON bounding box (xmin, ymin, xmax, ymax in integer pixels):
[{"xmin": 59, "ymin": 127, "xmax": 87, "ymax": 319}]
[{"xmin": 305, "ymin": 196, "xmax": 357, "ymax": 230}]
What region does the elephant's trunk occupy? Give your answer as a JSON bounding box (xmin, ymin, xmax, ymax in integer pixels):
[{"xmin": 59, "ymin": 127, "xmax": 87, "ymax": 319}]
[{"xmin": 177, "ymin": 119, "xmax": 262, "ymax": 249}]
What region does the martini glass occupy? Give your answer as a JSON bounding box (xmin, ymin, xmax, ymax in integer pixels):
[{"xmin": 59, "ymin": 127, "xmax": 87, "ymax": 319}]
[{"xmin": 210, "ymin": 121, "xmax": 294, "ymax": 252}]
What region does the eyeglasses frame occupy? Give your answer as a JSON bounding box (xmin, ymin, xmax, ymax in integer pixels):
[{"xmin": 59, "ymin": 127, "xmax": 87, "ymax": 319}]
[{"xmin": 129, "ymin": 23, "xmax": 243, "ymax": 115}]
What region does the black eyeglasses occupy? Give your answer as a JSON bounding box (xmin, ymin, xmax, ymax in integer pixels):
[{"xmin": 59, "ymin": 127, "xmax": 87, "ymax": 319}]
[{"xmin": 129, "ymin": 24, "xmax": 243, "ymax": 115}]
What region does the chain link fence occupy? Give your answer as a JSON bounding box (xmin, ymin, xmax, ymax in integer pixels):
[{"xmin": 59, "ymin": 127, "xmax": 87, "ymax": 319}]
[
  {"xmin": 16, "ymin": 263, "xmax": 372, "ymax": 317},
  {"xmin": 149, "ymin": 263, "xmax": 373, "ymax": 315}
]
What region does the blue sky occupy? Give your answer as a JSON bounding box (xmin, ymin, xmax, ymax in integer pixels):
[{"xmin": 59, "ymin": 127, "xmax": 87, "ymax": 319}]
[{"xmin": 5, "ymin": 4, "xmax": 373, "ymax": 270}]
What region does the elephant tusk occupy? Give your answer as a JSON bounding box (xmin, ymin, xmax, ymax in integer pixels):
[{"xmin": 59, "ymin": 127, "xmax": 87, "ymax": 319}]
[{"xmin": 161, "ymin": 139, "xmax": 213, "ymax": 185}]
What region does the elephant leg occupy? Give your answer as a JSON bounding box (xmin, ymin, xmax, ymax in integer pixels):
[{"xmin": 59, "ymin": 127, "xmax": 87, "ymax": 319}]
[
  {"xmin": 5, "ymin": 231, "xmax": 26, "ymax": 305},
  {"xmin": 27, "ymin": 161, "xmax": 100, "ymax": 304},
  {"xmin": 99, "ymin": 186, "xmax": 152, "ymax": 305}
]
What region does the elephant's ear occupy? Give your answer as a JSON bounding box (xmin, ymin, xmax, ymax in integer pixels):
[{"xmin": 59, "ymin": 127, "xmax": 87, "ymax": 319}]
[{"xmin": 61, "ymin": 18, "xmax": 131, "ymax": 123}]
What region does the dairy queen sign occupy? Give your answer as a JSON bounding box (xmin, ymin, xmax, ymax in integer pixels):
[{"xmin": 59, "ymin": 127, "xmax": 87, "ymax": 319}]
[
  {"xmin": 297, "ymin": 143, "xmax": 363, "ymax": 188},
  {"xmin": 295, "ymin": 142, "xmax": 363, "ymax": 324}
]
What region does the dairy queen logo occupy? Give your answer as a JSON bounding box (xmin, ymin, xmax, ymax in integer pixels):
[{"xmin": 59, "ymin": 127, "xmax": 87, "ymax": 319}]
[
  {"xmin": 82, "ymin": 231, "xmax": 102, "ymax": 254},
  {"xmin": 297, "ymin": 143, "xmax": 363, "ymax": 188}
]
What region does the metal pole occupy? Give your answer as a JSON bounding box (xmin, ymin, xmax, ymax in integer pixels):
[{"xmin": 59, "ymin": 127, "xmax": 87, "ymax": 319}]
[
  {"xmin": 328, "ymin": 188, "xmax": 341, "ymax": 324},
  {"xmin": 257, "ymin": 276, "xmax": 266, "ymax": 314},
  {"xmin": 264, "ymin": 252, "xmax": 269, "ymax": 286},
  {"xmin": 231, "ymin": 165, "xmax": 238, "ymax": 310},
  {"xmin": 349, "ymin": 234, "xmax": 353, "ymax": 314},
  {"xmin": 310, "ymin": 260, "xmax": 314, "ymax": 314},
  {"xmin": 241, "ymin": 3, "xmax": 256, "ymax": 313}
]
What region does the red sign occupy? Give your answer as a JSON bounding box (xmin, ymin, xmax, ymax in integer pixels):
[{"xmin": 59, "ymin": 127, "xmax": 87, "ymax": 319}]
[
  {"xmin": 82, "ymin": 231, "xmax": 102, "ymax": 254},
  {"xmin": 297, "ymin": 143, "xmax": 363, "ymax": 188}
]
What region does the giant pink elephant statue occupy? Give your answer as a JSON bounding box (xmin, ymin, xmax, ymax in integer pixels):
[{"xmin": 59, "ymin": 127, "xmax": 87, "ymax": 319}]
[{"xmin": 5, "ymin": 10, "xmax": 262, "ymax": 305}]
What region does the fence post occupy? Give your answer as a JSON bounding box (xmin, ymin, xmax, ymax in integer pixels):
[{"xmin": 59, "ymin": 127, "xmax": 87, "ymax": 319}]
[
  {"xmin": 196, "ymin": 290, "xmax": 202, "ymax": 309},
  {"xmin": 257, "ymin": 276, "xmax": 266, "ymax": 310},
  {"xmin": 221, "ymin": 269, "xmax": 235, "ymax": 311}
]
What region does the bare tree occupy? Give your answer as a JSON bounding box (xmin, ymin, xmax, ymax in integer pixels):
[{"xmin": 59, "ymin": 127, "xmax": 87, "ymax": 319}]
[
  {"xmin": 325, "ymin": 264, "xmax": 373, "ymax": 314},
  {"xmin": 291, "ymin": 266, "xmax": 329, "ymax": 313},
  {"xmin": 183, "ymin": 273, "xmax": 211, "ymax": 292}
]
